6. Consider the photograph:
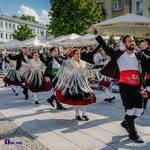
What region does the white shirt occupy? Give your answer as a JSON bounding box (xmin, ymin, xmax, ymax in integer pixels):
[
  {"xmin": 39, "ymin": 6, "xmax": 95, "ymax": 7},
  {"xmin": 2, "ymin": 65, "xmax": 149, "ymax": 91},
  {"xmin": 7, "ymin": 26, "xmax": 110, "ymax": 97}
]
[
  {"xmin": 52, "ymin": 58, "xmax": 60, "ymax": 69},
  {"xmin": 117, "ymin": 51, "xmax": 140, "ymax": 72},
  {"xmin": 119, "ymin": 41, "xmax": 125, "ymax": 51}
]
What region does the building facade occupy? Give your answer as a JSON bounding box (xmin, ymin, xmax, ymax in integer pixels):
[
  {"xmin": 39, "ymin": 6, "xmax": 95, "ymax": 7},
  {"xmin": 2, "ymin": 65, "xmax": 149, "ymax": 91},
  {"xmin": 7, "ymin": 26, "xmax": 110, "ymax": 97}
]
[
  {"xmin": 132, "ymin": 0, "xmax": 150, "ymax": 17},
  {"xmin": 0, "ymin": 15, "xmax": 48, "ymax": 43},
  {"xmin": 96, "ymin": 0, "xmax": 150, "ymax": 21},
  {"xmin": 96, "ymin": 0, "xmax": 131, "ymax": 20}
]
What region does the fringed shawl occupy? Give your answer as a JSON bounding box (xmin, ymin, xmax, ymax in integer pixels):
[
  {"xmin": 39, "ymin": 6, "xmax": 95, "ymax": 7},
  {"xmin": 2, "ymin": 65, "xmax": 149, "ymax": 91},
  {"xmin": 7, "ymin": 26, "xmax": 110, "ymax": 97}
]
[
  {"xmin": 55, "ymin": 58, "xmax": 98, "ymax": 95},
  {"xmin": 23, "ymin": 59, "xmax": 45, "ymax": 87}
]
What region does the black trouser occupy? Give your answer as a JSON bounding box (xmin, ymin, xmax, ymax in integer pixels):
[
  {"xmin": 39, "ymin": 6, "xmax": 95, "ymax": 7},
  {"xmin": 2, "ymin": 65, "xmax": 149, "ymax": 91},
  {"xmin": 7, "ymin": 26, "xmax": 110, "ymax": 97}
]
[
  {"xmin": 119, "ymin": 83, "xmax": 143, "ymax": 110},
  {"xmin": 48, "ymin": 75, "xmax": 61, "ymax": 106},
  {"xmin": 144, "ymin": 89, "xmax": 150, "ymax": 109},
  {"xmin": 23, "ymin": 86, "xmax": 28, "ymax": 97},
  {"xmin": 119, "ymin": 83, "xmax": 143, "ymax": 139}
]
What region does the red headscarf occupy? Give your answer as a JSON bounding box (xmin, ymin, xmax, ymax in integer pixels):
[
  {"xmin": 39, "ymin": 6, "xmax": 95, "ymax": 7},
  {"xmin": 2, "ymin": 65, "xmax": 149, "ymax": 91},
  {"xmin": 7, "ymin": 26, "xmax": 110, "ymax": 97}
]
[
  {"xmin": 68, "ymin": 49, "xmax": 79, "ymax": 58},
  {"xmin": 30, "ymin": 52, "xmax": 37, "ymax": 57}
]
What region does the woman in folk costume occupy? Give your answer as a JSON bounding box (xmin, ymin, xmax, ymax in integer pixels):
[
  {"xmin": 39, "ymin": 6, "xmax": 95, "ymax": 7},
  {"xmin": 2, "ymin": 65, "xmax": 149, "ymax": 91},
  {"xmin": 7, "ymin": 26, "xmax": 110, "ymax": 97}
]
[
  {"xmin": 2, "ymin": 52, "xmax": 21, "ymax": 95},
  {"xmin": 24, "ymin": 52, "xmax": 46, "ymax": 104},
  {"xmin": 55, "ymin": 49, "xmax": 104, "ymax": 121},
  {"xmin": 2, "ymin": 50, "xmax": 9, "ymax": 85}
]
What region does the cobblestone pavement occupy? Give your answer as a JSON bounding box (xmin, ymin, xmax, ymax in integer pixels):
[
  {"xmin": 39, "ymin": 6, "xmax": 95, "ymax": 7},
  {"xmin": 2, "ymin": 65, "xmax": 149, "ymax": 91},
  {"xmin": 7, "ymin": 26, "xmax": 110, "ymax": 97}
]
[{"xmin": 0, "ymin": 113, "xmax": 48, "ymax": 150}]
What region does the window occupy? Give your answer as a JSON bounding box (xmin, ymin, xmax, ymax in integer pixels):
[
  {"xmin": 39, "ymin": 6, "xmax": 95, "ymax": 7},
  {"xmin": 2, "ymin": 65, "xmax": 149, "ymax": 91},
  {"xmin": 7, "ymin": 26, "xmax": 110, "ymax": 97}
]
[
  {"xmin": 0, "ymin": 21, "xmax": 3, "ymax": 28},
  {"xmin": 5, "ymin": 33, "xmax": 8, "ymax": 39},
  {"xmin": 114, "ymin": 0, "xmax": 122, "ymax": 10},
  {"xmin": 136, "ymin": 1, "xmax": 143, "ymax": 15},
  {"xmin": 9, "ymin": 23, "xmax": 11, "ymax": 29},
  {"xmin": 5, "ymin": 22, "xmax": 8, "ymax": 29},
  {"xmin": 99, "ymin": 3, "xmax": 106, "ymax": 18},
  {"xmin": 0, "ymin": 33, "xmax": 3, "ymax": 38},
  {"xmin": 13, "ymin": 24, "xmax": 15, "ymax": 29},
  {"xmin": 9, "ymin": 34, "xmax": 12, "ymax": 39},
  {"xmin": 41, "ymin": 31, "xmax": 44, "ymax": 36}
]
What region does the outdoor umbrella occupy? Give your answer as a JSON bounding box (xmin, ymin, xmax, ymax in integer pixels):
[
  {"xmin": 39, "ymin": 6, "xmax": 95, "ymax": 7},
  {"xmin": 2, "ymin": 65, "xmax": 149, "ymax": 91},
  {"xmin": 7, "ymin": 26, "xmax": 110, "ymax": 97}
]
[
  {"xmin": 0, "ymin": 39, "xmax": 22, "ymax": 49},
  {"xmin": 21, "ymin": 37, "xmax": 47, "ymax": 48},
  {"xmin": 91, "ymin": 13, "xmax": 150, "ymax": 37},
  {"xmin": 75, "ymin": 33, "xmax": 109, "ymax": 46},
  {"xmin": 53, "ymin": 33, "xmax": 81, "ymax": 47}
]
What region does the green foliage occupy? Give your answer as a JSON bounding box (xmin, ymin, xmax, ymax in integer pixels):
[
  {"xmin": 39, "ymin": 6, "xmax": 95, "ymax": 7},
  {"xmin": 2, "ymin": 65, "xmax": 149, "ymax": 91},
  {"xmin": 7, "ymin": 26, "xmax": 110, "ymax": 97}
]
[
  {"xmin": 12, "ymin": 24, "xmax": 35, "ymax": 41},
  {"xmin": 12, "ymin": 15, "xmax": 19, "ymax": 19},
  {"xmin": 108, "ymin": 35, "xmax": 115, "ymax": 45},
  {"xmin": 20, "ymin": 15, "xmax": 38, "ymax": 23},
  {"xmin": 48, "ymin": 0, "xmax": 100, "ymax": 37}
]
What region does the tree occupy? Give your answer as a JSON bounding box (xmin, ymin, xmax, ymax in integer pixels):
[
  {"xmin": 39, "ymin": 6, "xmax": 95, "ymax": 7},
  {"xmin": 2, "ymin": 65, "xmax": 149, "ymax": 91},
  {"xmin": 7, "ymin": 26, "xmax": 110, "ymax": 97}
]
[
  {"xmin": 20, "ymin": 15, "xmax": 38, "ymax": 23},
  {"xmin": 48, "ymin": 0, "xmax": 100, "ymax": 37},
  {"xmin": 12, "ymin": 24, "xmax": 35, "ymax": 41},
  {"xmin": 12, "ymin": 15, "xmax": 19, "ymax": 19},
  {"xmin": 108, "ymin": 35, "xmax": 115, "ymax": 45}
]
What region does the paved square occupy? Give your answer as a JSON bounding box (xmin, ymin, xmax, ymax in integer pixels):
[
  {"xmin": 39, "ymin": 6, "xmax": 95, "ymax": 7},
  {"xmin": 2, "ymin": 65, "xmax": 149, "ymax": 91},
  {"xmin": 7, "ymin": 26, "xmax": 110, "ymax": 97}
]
[{"xmin": 0, "ymin": 79, "xmax": 150, "ymax": 150}]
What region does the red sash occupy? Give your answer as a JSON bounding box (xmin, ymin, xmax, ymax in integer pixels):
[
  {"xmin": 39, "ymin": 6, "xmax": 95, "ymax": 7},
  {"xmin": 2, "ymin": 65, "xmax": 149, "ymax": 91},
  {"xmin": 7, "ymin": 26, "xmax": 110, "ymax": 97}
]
[
  {"xmin": 145, "ymin": 74, "xmax": 150, "ymax": 80},
  {"xmin": 119, "ymin": 70, "xmax": 140, "ymax": 85}
]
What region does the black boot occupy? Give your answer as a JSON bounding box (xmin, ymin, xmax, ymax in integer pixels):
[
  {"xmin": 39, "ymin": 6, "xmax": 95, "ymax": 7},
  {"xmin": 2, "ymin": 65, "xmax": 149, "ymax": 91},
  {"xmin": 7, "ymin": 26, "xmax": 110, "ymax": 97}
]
[
  {"xmin": 121, "ymin": 115, "xmax": 129, "ymax": 133},
  {"xmin": 23, "ymin": 87, "xmax": 29, "ymax": 100},
  {"xmin": 75, "ymin": 115, "xmax": 83, "ymax": 121},
  {"xmin": 47, "ymin": 94, "xmax": 55, "ymax": 107},
  {"xmin": 144, "ymin": 98, "xmax": 148, "ymax": 110},
  {"xmin": 126, "ymin": 115, "xmax": 144, "ymax": 143},
  {"xmin": 56, "ymin": 102, "xmax": 67, "ymax": 110}
]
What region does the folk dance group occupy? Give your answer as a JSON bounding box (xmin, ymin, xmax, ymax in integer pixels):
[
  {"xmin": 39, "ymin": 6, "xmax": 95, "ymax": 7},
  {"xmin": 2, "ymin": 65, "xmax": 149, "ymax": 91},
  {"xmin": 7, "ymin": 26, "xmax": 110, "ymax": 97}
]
[{"xmin": 2, "ymin": 28, "xmax": 150, "ymax": 143}]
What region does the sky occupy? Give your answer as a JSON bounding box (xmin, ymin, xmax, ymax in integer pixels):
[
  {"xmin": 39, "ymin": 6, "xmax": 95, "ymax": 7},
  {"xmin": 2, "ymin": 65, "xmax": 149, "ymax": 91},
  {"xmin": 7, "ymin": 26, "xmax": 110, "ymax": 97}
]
[{"xmin": 0, "ymin": 0, "xmax": 51, "ymax": 24}]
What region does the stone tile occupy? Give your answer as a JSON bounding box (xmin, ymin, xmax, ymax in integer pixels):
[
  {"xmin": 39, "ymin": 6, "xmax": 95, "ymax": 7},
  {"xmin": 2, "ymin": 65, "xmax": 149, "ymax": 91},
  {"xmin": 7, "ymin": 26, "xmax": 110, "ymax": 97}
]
[
  {"xmin": 109, "ymin": 136, "xmax": 149, "ymax": 150},
  {"xmin": 97, "ymin": 122, "xmax": 145, "ymax": 136},
  {"xmin": 36, "ymin": 132, "xmax": 82, "ymax": 150},
  {"xmin": 56, "ymin": 129, "xmax": 104, "ymax": 149},
  {"xmin": 91, "ymin": 145, "xmax": 116, "ymax": 150}
]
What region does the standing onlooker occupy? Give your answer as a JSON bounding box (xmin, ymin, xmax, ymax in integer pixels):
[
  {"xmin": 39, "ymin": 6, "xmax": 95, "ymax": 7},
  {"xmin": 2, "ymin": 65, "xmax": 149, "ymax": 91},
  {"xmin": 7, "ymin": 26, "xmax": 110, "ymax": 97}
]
[
  {"xmin": 141, "ymin": 38, "xmax": 150, "ymax": 109},
  {"xmin": 118, "ymin": 36, "xmax": 125, "ymax": 51}
]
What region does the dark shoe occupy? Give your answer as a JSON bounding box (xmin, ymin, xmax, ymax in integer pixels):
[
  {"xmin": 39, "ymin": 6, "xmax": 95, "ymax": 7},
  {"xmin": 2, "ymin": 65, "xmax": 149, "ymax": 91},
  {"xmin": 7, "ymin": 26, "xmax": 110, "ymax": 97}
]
[
  {"xmin": 23, "ymin": 90, "xmax": 29, "ymax": 100},
  {"xmin": 112, "ymin": 96, "xmax": 115, "ymax": 99},
  {"xmin": 16, "ymin": 93, "xmax": 18, "ymax": 96},
  {"xmin": 56, "ymin": 103, "xmax": 67, "ymax": 110},
  {"xmin": 131, "ymin": 137, "xmax": 144, "ymax": 143},
  {"xmin": 57, "ymin": 106, "xmax": 67, "ymax": 110},
  {"xmin": 82, "ymin": 115, "xmax": 89, "ymax": 121},
  {"xmin": 12, "ymin": 88, "xmax": 16, "ymax": 93},
  {"xmin": 35, "ymin": 101, "xmax": 39, "ymax": 104},
  {"xmin": 129, "ymin": 133, "xmax": 144, "ymax": 143},
  {"xmin": 108, "ymin": 97, "xmax": 115, "ymax": 103},
  {"xmin": 47, "ymin": 99, "xmax": 55, "ymax": 107},
  {"xmin": 104, "ymin": 98, "xmax": 109, "ymax": 101},
  {"xmin": 75, "ymin": 115, "xmax": 83, "ymax": 121},
  {"xmin": 25, "ymin": 96, "xmax": 29, "ymax": 100}
]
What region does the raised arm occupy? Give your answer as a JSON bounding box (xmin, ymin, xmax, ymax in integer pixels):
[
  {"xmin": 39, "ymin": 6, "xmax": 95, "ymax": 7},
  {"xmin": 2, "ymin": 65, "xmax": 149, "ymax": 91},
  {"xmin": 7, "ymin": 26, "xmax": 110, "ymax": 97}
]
[
  {"xmin": 39, "ymin": 53, "xmax": 49, "ymax": 65},
  {"xmin": 85, "ymin": 61, "xmax": 104, "ymax": 69},
  {"xmin": 88, "ymin": 44, "xmax": 101, "ymax": 56},
  {"xmin": 8, "ymin": 54, "xmax": 19, "ymax": 60},
  {"xmin": 92, "ymin": 27, "xmax": 115, "ymax": 57}
]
